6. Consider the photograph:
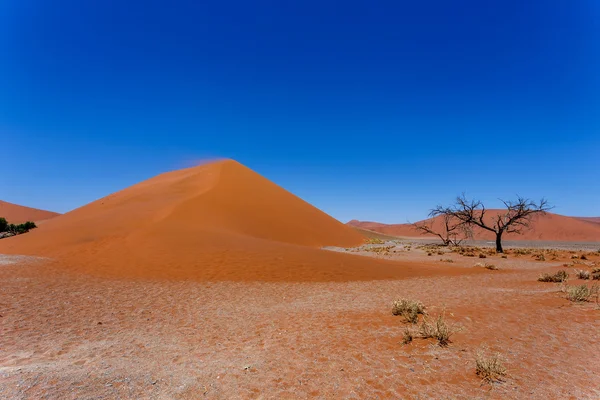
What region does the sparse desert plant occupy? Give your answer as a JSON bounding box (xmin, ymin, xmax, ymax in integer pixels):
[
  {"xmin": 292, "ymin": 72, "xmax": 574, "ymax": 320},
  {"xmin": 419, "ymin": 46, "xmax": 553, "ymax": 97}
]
[
  {"xmin": 402, "ymin": 327, "xmax": 414, "ymax": 344},
  {"xmin": 501, "ymin": 255, "xmax": 508, "ymax": 259},
  {"xmin": 592, "ymin": 268, "xmax": 600, "ymax": 274},
  {"xmin": 575, "ymin": 269, "xmax": 590, "ymax": 280},
  {"xmin": 581, "ymin": 254, "xmax": 588, "ymax": 260},
  {"xmin": 571, "ymin": 254, "xmax": 579, "ymax": 259},
  {"xmin": 392, "ymin": 299, "xmax": 425, "ymax": 323},
  {"xmin": 535, "ymin": 253, "xmax": 546, "ymax": 261},
  {"xmin": 478, "ymin": 253, "xmax": 486, "ymax": 259},
  {"xmin": 538, "ymin": 270, "xmax": 568, "ymax": 283},
  {"xmin": 474, "ymin": 262, "xmax": 498, "ymax": 270},
  {"xmin": 366, "ymin": 238, "xmax": 385, "ymax": 245},
  {"xmin": 564, "ymin": 284, "xmax": 599, "ymax": 302},
  {"xmin": 475, "ymin": 348, "xmax": 507, "ymax": 383},
  {"xmin": 592, "ymin": 273, "xmax": 600, "ymax": 281},
  {"xmin": 419, "ymin": 312, "xmax": 459, "ymax": 346},
  {"xmin": 427, "ymin": 252, "xmax": 433, "ymax": 256},
  {"xmin": 0, "ymin": 217, "xmax": 7, "ymax": 232}
]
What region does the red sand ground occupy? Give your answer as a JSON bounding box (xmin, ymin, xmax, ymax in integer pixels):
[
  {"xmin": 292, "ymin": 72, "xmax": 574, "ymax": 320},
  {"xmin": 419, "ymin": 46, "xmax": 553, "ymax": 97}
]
[
  {"xmin": 1, "ymin": 160, "xmax": 599, "ymax": 398},
  {"xmin": 0, "ymin": 200, "xmax": 60, "ymax": 224},
  {"xmin": 349, "ymin": 211, "xmax": 600, "ymax": 242}
]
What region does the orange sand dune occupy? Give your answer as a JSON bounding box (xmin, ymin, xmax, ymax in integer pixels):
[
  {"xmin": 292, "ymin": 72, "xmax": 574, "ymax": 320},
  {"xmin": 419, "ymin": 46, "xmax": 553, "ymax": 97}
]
[
  {"xmin": 349, "ymin": 211, "xmax": 600, "ymax": 242},
  {"xmin": 576, "ymin": 216, "xmax": 600, "ymax": 225},
  {"xmin": 0, "ymin": 160, "xmax": 459, "ymax": 281},
  {"xmin": 0, "ymin": 200, "xmax": 60, "ymax": 224}
]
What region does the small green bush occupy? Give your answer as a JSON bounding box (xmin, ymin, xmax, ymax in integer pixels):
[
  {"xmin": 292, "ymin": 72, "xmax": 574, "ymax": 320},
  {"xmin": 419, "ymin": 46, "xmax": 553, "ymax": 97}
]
[{"xmin": 1, "ymin": 220, "xmax": 37, "ymax": 235}]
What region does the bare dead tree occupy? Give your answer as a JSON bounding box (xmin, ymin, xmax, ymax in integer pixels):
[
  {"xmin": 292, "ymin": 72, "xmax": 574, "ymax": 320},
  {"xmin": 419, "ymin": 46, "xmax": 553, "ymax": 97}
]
[
  {"xmin": 413, "ymin": 213, "xmax": 472, "ymax": 246},
  {"xmin": 430, "ymin": 194, "xmax": 552, "ymax": 253}
]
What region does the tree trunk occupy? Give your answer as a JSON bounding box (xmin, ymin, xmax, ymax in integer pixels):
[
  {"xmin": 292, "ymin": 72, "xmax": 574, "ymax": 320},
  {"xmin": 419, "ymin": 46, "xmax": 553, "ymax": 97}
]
[{"xmin": 495, "ymin": 231, "xmax": 503, "ymax": 253}]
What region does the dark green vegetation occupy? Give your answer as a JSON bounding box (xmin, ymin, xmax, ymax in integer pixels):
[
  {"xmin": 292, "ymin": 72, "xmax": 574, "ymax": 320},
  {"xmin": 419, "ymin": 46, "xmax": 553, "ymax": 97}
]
[{"xmin": 0, "ymin": 217, "xmax": 37, "ymax": 236}]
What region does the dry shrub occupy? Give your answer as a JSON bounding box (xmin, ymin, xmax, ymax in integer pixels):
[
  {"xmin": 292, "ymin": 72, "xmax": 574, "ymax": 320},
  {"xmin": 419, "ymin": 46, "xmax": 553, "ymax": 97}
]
[
  {"xmin": 538, "ymin": 270, "xmax": 568, "ymax": 283},
  {"xmin": 565, "ymin": 284, "xmax": 599, "ymax": 302},
  {"xmin": 366, "ymin": 238, "xmax": 385, "ymax": 244},
  {"xmin": 475, "ymin": 348, "xmax": 507, "ymax": 383},
  {"xmin": 402, "ymin": 327, "xmax": 414, "ymax": 344},
  {"xmin": 513, "ymin": 248, "xmax": 532, "ymax": 256},
  {"xmin": 535, "ymin": 253, "xmax": 546, "ymax": 261},
  {"xmin": 592, "ymin": 268, "xmax": 600, "ymax": 274},
  {"xmin": 392, "ymin": 299, "xmax": 425, "ymax": 323},
  {"xmin": 440, "ymin": 258, "xmax": 454, "ymax": 263},
  {"xmin": 592, "ymin": 273, "xmax": 600, "ymax": 281},
  {"xmin": 474, "ymin": 262, "xmax": 498, "ymax": 270},
  {"xmin": 478, "ymin": 253, "xmax": 487, "ymax": 259},
  {"xmin": 571, "ymin": 254, "xmax": 579, "ymax": 259},
  {"xmin": 419, "ymin": 312, "xmax": 459, "ymax": 346},
  {"xmin": 581, "ymin": 254, "xmax": 588, "ymax": 260},
  {"xmin": 576, "ymin": 269, "xmax": 590, "ymax": 280},
  {"xmin": 501, "ymin": 255, "xmax": 508, "ymax": 259}
]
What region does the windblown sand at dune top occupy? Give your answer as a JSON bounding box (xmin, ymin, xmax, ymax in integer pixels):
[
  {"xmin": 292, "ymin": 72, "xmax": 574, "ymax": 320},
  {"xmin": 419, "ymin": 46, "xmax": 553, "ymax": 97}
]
[
  {"xmin": 0, "ymin": 200, "xmax": 60, "ymax": 224},
  {"xmin": 0, "ymin": 160, "xmax": 454, "ymax": 281}
]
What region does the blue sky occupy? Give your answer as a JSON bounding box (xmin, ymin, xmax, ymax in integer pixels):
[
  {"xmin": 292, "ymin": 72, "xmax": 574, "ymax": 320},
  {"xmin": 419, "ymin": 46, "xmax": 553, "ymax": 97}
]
[{"xmin": 1, "ymin": 0, "xmax": 599, "ymax": 223}]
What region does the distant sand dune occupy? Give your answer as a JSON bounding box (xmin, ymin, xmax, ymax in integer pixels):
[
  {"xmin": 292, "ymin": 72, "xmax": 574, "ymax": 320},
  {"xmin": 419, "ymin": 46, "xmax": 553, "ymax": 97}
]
[
  {"xmin": 0, "ymin": 200, "xmax": 59, "ymax": 224},
  {"xmin": 348, "ymin": 211, "xmax": 600, "ymax": 242}
]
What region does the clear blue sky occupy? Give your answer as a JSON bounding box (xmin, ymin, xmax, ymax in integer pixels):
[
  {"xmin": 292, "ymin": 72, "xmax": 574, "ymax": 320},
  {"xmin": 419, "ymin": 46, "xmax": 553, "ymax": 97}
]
[{"xmin": 1, "ymin": 0, "xmax": 599, "ymax": 223}]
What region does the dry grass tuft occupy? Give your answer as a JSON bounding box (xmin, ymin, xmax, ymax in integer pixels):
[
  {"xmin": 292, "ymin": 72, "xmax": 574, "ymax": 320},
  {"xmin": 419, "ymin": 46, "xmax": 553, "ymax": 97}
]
[
  {"xmin": 419, "ymin": 311, "xmax": 459, "ymax": 346},
  {"xmin": 564, "ymin": 284, "xmax": 599, "ymax": 302},
  {"xmin": 478, "ymin": 253, "xmax": 487, "ymax": 259},
  {"xmin": 535, "ymin": 253, "xmax": 546, "ymax": 261},
  {"xmin": 592, "ymin": 273, "xmax": 600, "ymax": 281},
  {"xmin": 392, "ymin": 299, "xmax": 425, "ymax": 323},
  {"xmin": 475, "ymin": 348, "xmax": 507, "ymax": 383},
  {"xmin": 575, "ymin": 269, "xmax": 590, "ymax": 280},
  {"xmin": 440, "ymin": 258, "xmax": 454, "ymax": 263},
  {"xmin": 366, "ymin": 238, "xmax": 385, "ymax": 245},
  {"xmin": 402, "ymin": 327, "xmax": 414, "ymax": 344},
  {"xmin": 474, "ymin": 262, "xmax": 498, "ymax": 270},
  {"xmin": 538, "ymin": 270, "xmax": 568, "ymax": 283}
]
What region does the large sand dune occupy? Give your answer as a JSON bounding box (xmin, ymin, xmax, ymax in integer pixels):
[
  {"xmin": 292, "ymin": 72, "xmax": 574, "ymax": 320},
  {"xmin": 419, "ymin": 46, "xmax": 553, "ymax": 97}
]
[
  {"xmin": 349, "ymin": 211, "xmax": 600, "ymax": 242},
  {"xmin": 0, "ymin": 160, "xmax": 457, "ymax": 281},
  {"xmin": 0, "ymin": 200, "xmax": 60, "ymax": 224}
]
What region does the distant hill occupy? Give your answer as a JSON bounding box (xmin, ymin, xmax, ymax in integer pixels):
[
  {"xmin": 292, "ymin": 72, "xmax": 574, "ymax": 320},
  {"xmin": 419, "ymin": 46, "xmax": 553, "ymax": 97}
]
[
  {"xmin": 0, "ymin": 200, "xmax": 60, "ymax": 224},
  {"xmin": 575, "ymin": 217, "xmax": 600, "ymax": 225},
  {"xmin": 348, "ymin": 211, "xmax": 600, "ymax": 242}
]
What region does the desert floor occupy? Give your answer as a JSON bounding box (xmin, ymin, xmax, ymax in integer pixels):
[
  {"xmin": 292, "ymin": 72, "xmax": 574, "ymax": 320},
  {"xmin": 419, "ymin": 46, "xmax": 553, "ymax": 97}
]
[{"xmin": 1, "ymin": 242, "xmax": 600, "ymax": 399}]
